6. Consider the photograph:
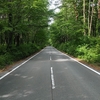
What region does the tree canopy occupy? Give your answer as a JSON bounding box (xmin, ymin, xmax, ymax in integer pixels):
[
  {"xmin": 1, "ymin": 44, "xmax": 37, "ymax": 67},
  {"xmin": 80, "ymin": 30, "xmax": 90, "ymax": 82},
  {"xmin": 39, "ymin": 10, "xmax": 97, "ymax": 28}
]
[
  {"xmin": 0, "ymin": 0, "xmax": 51, "ymax": 68},
  {"xmin": 0, "ymin": 0, "xmax": 100, "ymax": 69},
  {"xmin": 0, "ymin": 0, "xmax": 50, "ymax": 47},
  {"xmin": 49, "ymin": 0, "xmax": 100, "ymax": 63}
]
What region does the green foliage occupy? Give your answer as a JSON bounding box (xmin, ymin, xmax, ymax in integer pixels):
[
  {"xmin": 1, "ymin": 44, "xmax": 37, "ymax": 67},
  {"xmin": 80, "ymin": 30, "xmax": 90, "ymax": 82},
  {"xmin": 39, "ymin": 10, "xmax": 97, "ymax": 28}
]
[
  {"xmin": 53, "ymin": 36, "xmax": 100, "ymax": 63},
  {"xmin": 0, "ymin": 0, "xmax": 49, "ymax": 46},
  {"xmin": 0, "ymin": 53, "xmax": 13, "ymax": 69},
  {"xmin": 0, "ymin": 45, "xmax": 6, "ymax": 54},
  {"xmin": 49, "ymin": 0, "xmax": 100, "ymax": 64},
  {"xmin": 76, "ymin": 44, "xmax": 99, "ymax": 63},
  {"xmin": 0, "ymin": 43, "xmax": 41, "ymax": 69},
  {"xmin": 0, "ymin": 0, "xmax": 49, "ymax": 69},
  {"xmin": 58, "ymin": 43, "xmax": 67, "ymax": 52},
  {"xmin": 9, "ymin": 44, "xmax": 39, "ymax": 60}
]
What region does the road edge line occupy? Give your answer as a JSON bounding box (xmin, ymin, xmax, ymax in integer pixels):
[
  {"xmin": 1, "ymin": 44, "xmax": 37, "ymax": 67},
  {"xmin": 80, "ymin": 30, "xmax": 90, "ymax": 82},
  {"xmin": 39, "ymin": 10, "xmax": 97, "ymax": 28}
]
[
  {"xmin": 0, "ymin": 48, "xmax": 44, "ymax": 80},
  {"xmin": 57, "ymin": 50, "xmax": 100, "ymax": 76}
]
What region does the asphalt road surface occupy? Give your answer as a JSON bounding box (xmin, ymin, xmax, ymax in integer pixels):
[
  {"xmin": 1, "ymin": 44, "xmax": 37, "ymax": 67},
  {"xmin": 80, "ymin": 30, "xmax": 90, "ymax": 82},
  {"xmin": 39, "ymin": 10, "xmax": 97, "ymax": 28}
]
[{"xmin": 0, "ymin": 46, "xmax": 100, "ymax": 100}]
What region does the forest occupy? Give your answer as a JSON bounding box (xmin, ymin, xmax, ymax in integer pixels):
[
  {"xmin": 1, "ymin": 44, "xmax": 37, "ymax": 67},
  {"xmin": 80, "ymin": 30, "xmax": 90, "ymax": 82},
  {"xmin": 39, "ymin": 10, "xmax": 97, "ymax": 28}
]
[
  {"xmin": 0, "ymin": 0, "xmax": 100, "ymax": 69},
  {"xmin": 50, "ymin": 0, "xmax": 100, "ymax": 65},
  {"xmin": 0, "ymin": 0, "xmax": 50, "ymax": 68}
]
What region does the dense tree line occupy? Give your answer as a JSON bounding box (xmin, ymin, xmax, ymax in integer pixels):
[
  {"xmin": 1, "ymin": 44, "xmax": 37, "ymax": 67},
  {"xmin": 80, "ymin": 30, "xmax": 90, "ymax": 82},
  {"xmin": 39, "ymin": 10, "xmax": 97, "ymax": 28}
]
[
  {"xmin": 50, "ymin": 0, "xmax": 100, "ymax": 64},
  {"xmin": 1, "ymin": 0, "xmax": 100, "ymax": 68},
  {"xmin": 0, "ymin": 0, "xmax": 50, "ymax": 68}
]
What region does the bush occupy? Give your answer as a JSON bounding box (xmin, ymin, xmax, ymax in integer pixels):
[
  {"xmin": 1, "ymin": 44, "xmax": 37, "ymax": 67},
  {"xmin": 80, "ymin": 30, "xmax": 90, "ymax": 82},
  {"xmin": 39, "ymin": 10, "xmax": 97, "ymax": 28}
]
[
  {"xmin": 76, "ymin": 45, "xmax": 99, "ymax": 63},
  {"xmin": 96, "ymin": 54, "xmax": 100, "ymax": 63},
  {"xmin": 58, "ymin": 43, "xmax": 67, "ymax": 52},
  {"xmin": 55, "ymin": 36, "xmax": 100, "ymax": 63},
  {"xmin": 0, "ymin": 43, "xmax": 42, "ymax": 69},
  {"xmin": 0, "ymin": 53, "xmax": 13, "ymax": 69},
  {"xmin": 0, "ymin": 55, "xmax": 6, "ymax": 68},
  {"xmin": 0, "ymin": 45, "xmax": 7, "ymax": 54}
]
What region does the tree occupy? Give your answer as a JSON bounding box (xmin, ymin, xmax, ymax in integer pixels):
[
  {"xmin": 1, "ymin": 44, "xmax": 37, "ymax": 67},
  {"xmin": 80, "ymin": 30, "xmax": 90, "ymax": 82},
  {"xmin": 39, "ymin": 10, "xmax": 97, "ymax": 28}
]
[
  {"xmin": 0, "ymin": 0, "xmax": 49, "ymax": 47},
  {"xmin": 49, "ymin": 0, "xmax": 100, "ymax": 63}
]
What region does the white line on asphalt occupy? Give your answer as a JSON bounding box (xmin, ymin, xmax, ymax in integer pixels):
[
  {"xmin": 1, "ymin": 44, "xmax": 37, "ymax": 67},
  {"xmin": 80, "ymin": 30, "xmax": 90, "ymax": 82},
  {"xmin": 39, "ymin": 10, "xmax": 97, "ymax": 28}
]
[
  {"xmin": 50, "ymin": 56, "xmax": 52, "ymax": 61},
  {"xmin": 51, "ymin": 67, "xmax": 55, "ymax": 89},
  {"xmin": 0, "ymin": 49, "xmax": 44, "ymax": 81},
  {"xmin": 58, "ymin": 50, "xmax": 100, "ymax": 76}
]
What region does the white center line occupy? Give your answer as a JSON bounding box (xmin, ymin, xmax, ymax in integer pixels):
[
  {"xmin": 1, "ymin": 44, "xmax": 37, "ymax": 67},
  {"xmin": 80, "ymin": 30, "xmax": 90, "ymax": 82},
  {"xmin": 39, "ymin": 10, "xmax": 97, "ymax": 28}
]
[
  {"xmin": 51, "ymin": 67, "xmax": 55, "ymax": 89},
  {"xmin": 50, "ymin": 56, "xmax": 52, "ymax": 61}
]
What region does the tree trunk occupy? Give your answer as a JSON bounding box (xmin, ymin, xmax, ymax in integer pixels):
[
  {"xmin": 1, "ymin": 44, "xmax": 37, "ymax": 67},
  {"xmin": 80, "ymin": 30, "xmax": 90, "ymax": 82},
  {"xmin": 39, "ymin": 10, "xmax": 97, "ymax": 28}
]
[
  {"xmin": 88, "ymin": 0, "xmax": 94, "ymax": 36},
  {"xmin": 83, "ymin": 0, "xmax": 86, "ymax": 35},
  {"xmin": 88, "ymin": 0, "xmax": 91, "ymax": 36},
  {"xmin": 7, "ymin": 0, "xmax": 13, "ymax": 48}
]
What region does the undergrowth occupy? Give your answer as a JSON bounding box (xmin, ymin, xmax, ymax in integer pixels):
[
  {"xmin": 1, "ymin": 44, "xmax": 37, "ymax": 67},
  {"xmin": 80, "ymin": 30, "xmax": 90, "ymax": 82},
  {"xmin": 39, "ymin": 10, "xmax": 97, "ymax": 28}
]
[
  {"xmin": 0, "ymin": 43, "xmax": 42, "ymax": 69},
  {"xmin": 54, "ymin": 37, "xmax": 100, "ymax": 64}
]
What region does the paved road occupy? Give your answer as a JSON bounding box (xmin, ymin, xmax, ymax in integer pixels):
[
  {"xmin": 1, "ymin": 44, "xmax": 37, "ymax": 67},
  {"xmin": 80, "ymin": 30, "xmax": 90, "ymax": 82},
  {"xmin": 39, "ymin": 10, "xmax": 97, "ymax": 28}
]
[{"xmin": 0, "ymin": 46, "xmax": 100, "ymax": 100}]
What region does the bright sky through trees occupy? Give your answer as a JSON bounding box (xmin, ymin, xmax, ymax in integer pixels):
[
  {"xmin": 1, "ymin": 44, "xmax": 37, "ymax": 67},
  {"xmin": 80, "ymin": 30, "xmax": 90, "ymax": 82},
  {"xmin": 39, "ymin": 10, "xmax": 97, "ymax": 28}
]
[
  {"xmin": 48, "ymin": 0, "xmax": 61, "ymax": 25},
  {"xmin": 48, "ymin": 0, "xmax": 61, "ymax": 13}
]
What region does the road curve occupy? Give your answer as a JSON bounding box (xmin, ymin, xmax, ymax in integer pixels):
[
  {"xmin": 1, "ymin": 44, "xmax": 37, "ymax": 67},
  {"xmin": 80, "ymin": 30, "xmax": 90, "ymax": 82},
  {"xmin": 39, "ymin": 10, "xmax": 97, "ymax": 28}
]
[{"xmin": 0, "ymin": 46, "xmax": 100, "ymax": 100}]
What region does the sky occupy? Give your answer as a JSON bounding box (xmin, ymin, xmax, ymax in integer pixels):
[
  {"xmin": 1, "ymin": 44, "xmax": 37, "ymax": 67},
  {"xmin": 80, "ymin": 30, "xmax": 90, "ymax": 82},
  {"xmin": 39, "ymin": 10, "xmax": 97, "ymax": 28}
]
[
  {"xmin": 48, "ymin": 0, "xmax": 61, "ymax": 13},
  {"xmin": 48, "ymin": 0, "xmax": 62, "ymax": 25}
]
